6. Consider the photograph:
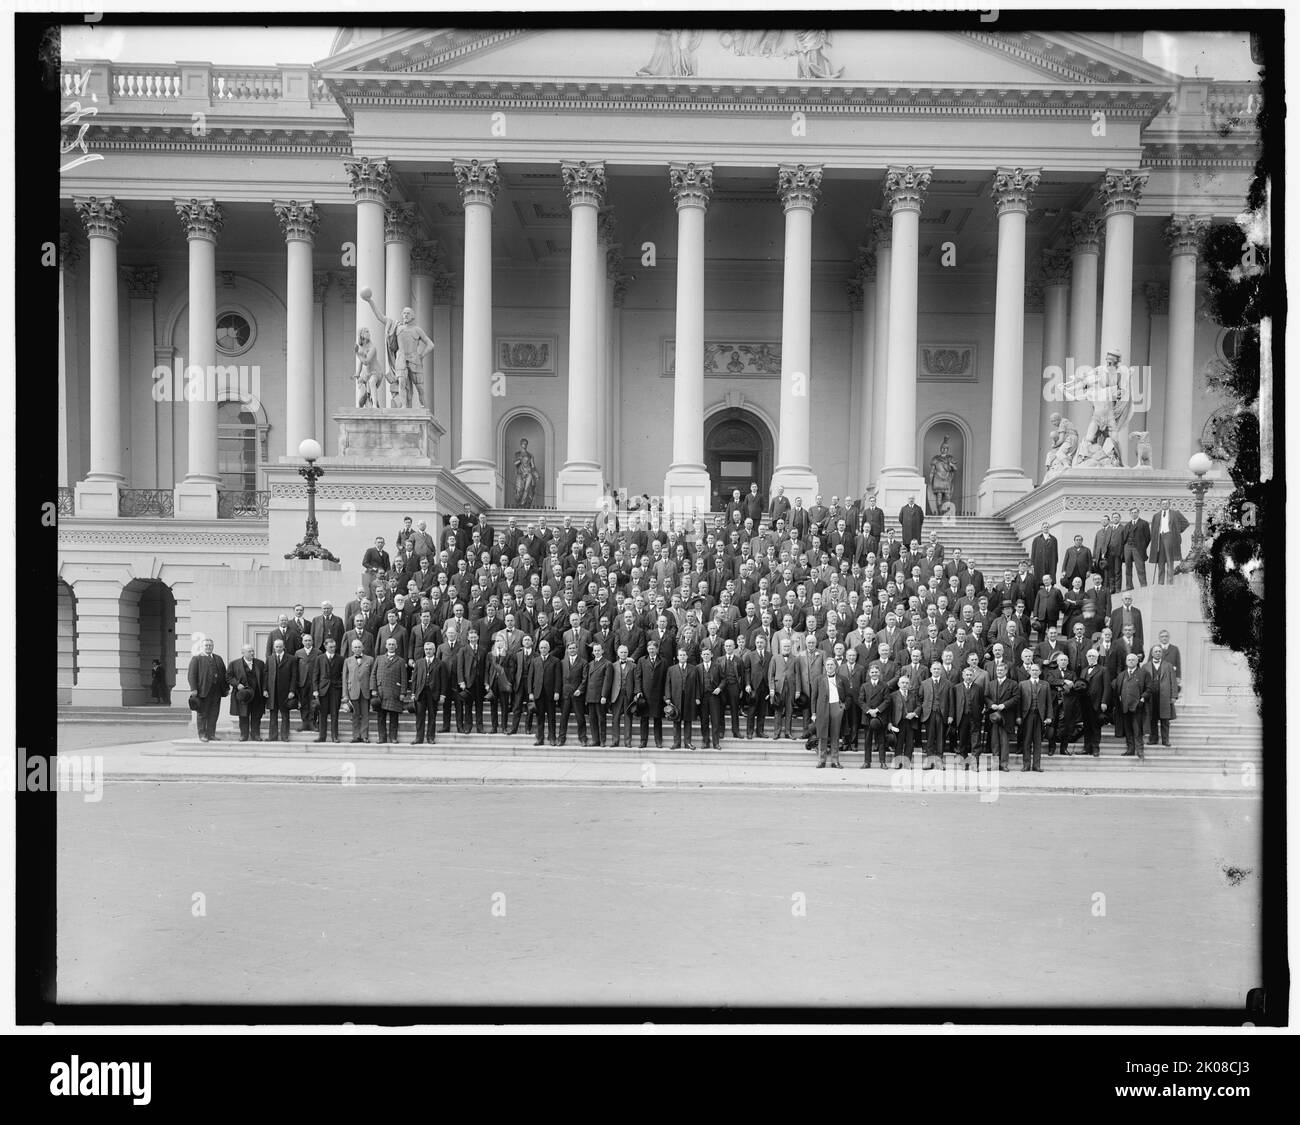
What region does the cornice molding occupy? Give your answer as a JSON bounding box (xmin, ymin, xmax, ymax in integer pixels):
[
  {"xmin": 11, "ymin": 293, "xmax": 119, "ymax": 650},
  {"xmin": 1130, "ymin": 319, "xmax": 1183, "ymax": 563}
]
[{"xmin": 72, "ymin": 123, "xmax": 353, "ymax": 156}]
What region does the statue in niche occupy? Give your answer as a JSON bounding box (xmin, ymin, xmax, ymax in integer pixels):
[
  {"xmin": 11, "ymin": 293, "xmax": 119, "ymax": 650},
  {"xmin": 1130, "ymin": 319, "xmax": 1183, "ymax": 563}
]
[
  {"xmin": 513, "ymin": 438, "xmax": 540, "ymax": 509},
  {"xmin": 359, "ymin": 286, "xmax": 432, "ymax": 409},
  {"xmin": 637, "ymin": 30, "xmax": 703, "ymax": 77},
  {"xmin": 1044, "ymin": 412, "xmax": 1080, "ymax": 480},
  {"xmin": 927, "ymin": 435, "xmax": 958, "ymax": 514}
]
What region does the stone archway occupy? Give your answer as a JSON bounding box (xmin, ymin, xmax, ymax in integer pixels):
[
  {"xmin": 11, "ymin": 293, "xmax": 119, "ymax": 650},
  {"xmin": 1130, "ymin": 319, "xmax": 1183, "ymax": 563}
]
[
  {"xmin": 129, "ymin": 579, "xmax": 177, "ymax": 704},
  {"xmin": 58, "ymin": 580, "xmax": 78, "ymax": 705},
  {"xmin": 703, "ymin": 408, "xmax": 775, "ymax": 514}
]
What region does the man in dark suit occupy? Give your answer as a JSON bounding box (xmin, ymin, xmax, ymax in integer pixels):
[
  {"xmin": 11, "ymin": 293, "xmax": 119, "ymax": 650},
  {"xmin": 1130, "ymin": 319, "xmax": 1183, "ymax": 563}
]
[
  {"xmin": 342, "ymin": 613, "xmax": 375, "ymax": 659},
  {"xmin": 858, "ymin": 662, "xmax": 891, "ymax": 768},
  {"xmin": 697, "ymin": 649, "xmax": 724, "ymax": 748},
  {"xmin": 1150, "ymin": 629, "xmax": 1182, "ymax": 680},
  {"xmin": 187, "ymin": 636, "xmax": 228, "ymax": 742},
  {"xmin": 919, "ymin": 660, "xmax": 955, "ymax": 768},
  {"xmin": 361, "ymin": 536, "xmax": 392, "ymax": 586},
  {"xmin": 1123, "ymin": 506, "xmax": 1152, "ymax": 589},
  {"xmin": 1060, "ymin": 534, "xmax": 1093, "ymax": 589},
  {"xmin": 768, "ymin": 485, "xmax": 791, "ymax": 530},
  {"xmin": 1149, "ymin": 499, "xmax": 1190, "ymax": 585},
  {"xmin": 951, "ymin": 664, "xmax": 985, "ymax": 767},
  {"xmin": 898, "ymin": 495, "xmax": 924, "ymax": 550},
  {"xmin": 528, "ymin": 638, "xmax": 561, "ymax": 746},
  {"xmin": 412, "ymin": 640, "xmax": 443, "ymax": 745},
  {"xmin": 311, "ymin": 602, "xmax": 345, "ymax": 653},
  {"xmin": 583, "ymin": 641, "xmax": 615, "ymax": 746},
  {"xmin": 887, "ymin": 671, "xmax": 921, "ymax": 767},
  {"xmin": 505, "ymin": 633, "xmax": 535, "ymax": 736},
  {"xmin": 311, "ymin": 636, "xmax": 344, "ymax": 743},
  {"xmin": 265, "ymin": 614, "xmax": 295, "ymax": 667},
  {"xmin": 1108, "ymin": 592, "xmax": 1145, "ymax": 657},
  {"xmin": 226, "ymin": 643, "xmax": 267, "ymax": 742},
  {"xmin": 608, "ymin": 643, "xmax": 637, "ymax": 748},
  {"xmin": 1029, "ymin": 522, "xmax": 1059, "ymax": 584},
  {"xmin": 744, "ymin": 634, "xmax": 771, "ymax": 739},
  {"xmin": 1079, "ymin": 646, "xmax": 1110, "ymax": 756},
  {"xmin": 665, "ymin": 647, "xmax": 699, "ymax": 750},
  {"xmin": 557, "ymin": 640, "xmax": 589, "ymax": 745},
  {"xmin": 265, "ymin": 637, "xmax": 298, "ymax": 741},
  {"xmin": 1092, "ymin": 516, "xmax": 1114, "ymax": 592},
  {"xmin": 453, "ymin": 629, "xmax": 487, "ymax": 734},
  {"xmin": 743, "ymin": 482, "xmax": 764, "ymax": 526},
  {"xmin": 343, "ymin": 640, "xmax": 375, "ymax": 743},
  {"xmin": 371, "ymin": 636, "xmax": 407, "ymax": 744},
  {"xmin": 1017, "ymin": 662, "xmax": 1050, "ymax": 772},
  {"xmin": 636, "ymin": 640, "xmax": 669, "ymax": 749},
  {"xmin": 1144, "ymin": 646, "xmax": 1180, "ymax": 747},
  {"xmin": 1114, "ymin": 652, "xmax": 1152, "ymax": 758},
  {"xmin": 717, "ymin": 638, "xmax": 745, "ymax": 739},
  {"xmin": 984, "ymin": 663, "xmax": 1018, "ymax": 771}
]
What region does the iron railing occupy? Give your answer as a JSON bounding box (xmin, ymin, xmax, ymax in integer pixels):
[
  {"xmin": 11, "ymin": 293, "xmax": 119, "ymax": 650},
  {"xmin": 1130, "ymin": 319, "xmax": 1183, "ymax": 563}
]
[
  {"xmin": 118, "ymin": 489, "xmax": 175, "ymax": 518},
  {"xmin": 217, "ymin": 490, "xmax": 270, "ymax": 519}
]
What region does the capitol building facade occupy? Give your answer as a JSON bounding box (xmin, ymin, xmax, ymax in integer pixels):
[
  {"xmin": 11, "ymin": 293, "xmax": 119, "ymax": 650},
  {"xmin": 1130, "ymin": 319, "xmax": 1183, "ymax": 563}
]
[{"xmin": 57, "ymin": 25, "xmax": 1259, "ymax": 706}]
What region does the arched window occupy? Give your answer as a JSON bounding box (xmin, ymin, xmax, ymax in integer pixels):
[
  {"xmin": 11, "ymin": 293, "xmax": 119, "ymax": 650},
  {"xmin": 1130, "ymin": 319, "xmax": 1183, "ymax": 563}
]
[{"xmin": 217, "ymin": 401, "xmax": 260, "ymax": 492}]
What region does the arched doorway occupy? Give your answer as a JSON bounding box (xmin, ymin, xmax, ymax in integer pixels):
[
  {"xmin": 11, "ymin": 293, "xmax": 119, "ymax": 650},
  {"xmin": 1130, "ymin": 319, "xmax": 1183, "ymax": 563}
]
[
  {"xmin": 704, "ymin": 409, "xmax": 774, "ymax": 514},
  {"xmin": 58, "ymin": 580, "xmax": 78, "ymax": 705},
  {"xmin": 129, "ymin": 579, "xmax": 177, "ymax": 705},
  {"xmin": 920, "ymin": 417, "xmax": 970, "ymax": 517}
]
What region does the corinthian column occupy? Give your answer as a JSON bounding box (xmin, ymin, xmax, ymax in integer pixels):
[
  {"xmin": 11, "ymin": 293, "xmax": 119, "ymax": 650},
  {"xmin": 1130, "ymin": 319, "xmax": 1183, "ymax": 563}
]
[
  {"xmin": 868, "ymin": 211, "xmax": 891, "ymax": 487},
  {"xmin": 874, "ymin": 165, "xmax": 931, "ymax": 512},
  {"xmin": 978, "ymin": 166, "xmax": 1040, "ymax": 513},
  {"xmin": 384, "ymin": 202, "xmax": 417, "ymax": 327},
  {"xmin": 769, "ymin": 162, "xmax": 822, "ymax": 504},
  {"xmin": 345, "ymin": 155, "xmax": 391, "ymax": 393},
  {"xmin": 173, "ymin": 197, "xmax": 224, "ymax": 520},
  {"xmin": 274, "ymin": 199, "xmax": 320, "ymax": 457},
  {"xmin": 1162, "ymin": 215, "xmax": 1208, "ymax": 467},
  {"xmin": 1097, "ymin": 168, "xmax": 1150, "ymax": 461},
  {"xmin": 663, "ymin": 161, "xmax": 713, "ymax": 513},
  {"xmin": 453, "ymin": 158, "xmax": 500, "ymax": 502},
  {"xmin": 1065, "ymin": 212, "xmax": 1101, "ymax": 434},
  {"xmin": 71, "ymin": 196, "xmax": 126, "ymax": 516},
  {"xmin": 556, "ymin": 159, "xmax": 607, "ymax": 508},
  {"xmin": 1037, "ymin": 249, "xmax": 1072, "ymax": 476}
]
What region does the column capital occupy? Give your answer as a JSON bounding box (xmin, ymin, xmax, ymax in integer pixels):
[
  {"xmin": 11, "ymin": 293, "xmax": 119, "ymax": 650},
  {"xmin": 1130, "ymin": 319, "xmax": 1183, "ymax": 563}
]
[
  {"xmin": 1067, "ymin": 211, "xmax": 1103, "ymax": 254},
  {"xmin": 561, "ymin": 159, "xmax": 607, "ymax": 208},
  {"xmin": 73, "ymin": 195, "xmax": 127, "ymax": 241},
  {"xmin": 410, "ymin": 241, "xmax": 443, "ymax": 276},
  {"xmin": 174, "ymin": 197, "xmax": 224, "ymax": 242},
  {"xmin": 454, "ymin": 158, "xmax": 500, "ymax": 208},
  {"xmin": 58, "ymin": 230, "xmax": 83, "ymax": 270},
  {"xmin": 882, "ymin": 165, "xmax": 932, "ymax": 215},
  {"xmin": 1143, "ymin": 281, "xmax": 1169, "ymax": 316},
  {"xmin": 1098, "ymin": 167, "xmax": 1150, "ymax": 217},
  {"xmin": 272, "ymin": 198, "xmax": 320, "ymax": 243},
  {"xmin": 870, "ymin": 209, "xmax": 892, "ymax": 249},
  {"xmin": 119, "ymin": 265, "xmax": 159, "ymax": 299},
  {"xmin": 344, "ymin": 156, "xmax": 391, "ymax": 204},
  {"xmin": 991, "ymin": 166, "xmax": 1041, "ymax": 216},
  {"xmin": 1039, "ymin": 247, "xmax": 1073, "ymax": 287},
  {"xmin": 313, "ymin": 271, "xmax": 331, "ymax": 304},
  {"xmin": 384, "ymin": 201, "xmax": 420, "ymax": 244},
  {"xmin": 777, "ymin": 162, "xmax": 823, "ymax": 213},
  {"xmin": 333, "ymin": 271, "xmax": 356, "ymax": 302},
  {"xmin": 1164, "ymin": 213, "xmax": 1209, "ymax": 256},
  {"xmin": 845, "ymin": 276, "xmax": 864, "ymax": 311},
  {"xmin": 668, "ymin": 161, "xmax": 713, "ymax": 209}
]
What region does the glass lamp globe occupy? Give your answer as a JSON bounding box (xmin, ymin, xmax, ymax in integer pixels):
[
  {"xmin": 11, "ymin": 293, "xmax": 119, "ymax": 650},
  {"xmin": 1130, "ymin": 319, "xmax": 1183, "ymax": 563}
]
[
  {"xmin": 299, "ymin": 438, "xmax": 323, "ymax": 463},
  {"xmin": 1188, "ymin": 451, "xmax": 1213, "ymax": 477}
]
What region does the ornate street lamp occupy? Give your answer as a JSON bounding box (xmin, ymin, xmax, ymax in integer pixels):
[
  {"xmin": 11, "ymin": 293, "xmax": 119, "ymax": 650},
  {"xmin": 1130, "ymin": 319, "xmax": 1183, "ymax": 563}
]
[
  {"xmin": 284, "ymin": 438, "xmax": 338, "ymax": 562},
  {"xmin": 1185, "ymin": 448, "xmax": 1214, "ymax": 560}
]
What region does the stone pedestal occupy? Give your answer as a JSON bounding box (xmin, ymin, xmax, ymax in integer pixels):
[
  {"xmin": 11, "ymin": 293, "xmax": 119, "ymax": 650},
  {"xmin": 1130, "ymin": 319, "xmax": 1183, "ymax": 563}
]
[
  {"xmin": 73, "ymin": 479, "xmax": 120, "ymax": 519},
  {"xmin": 333, "ymin": 407, "xmax": 444, "ymax": 464},
  {"xmin": 977, "ymin": 469, "xmax": 1034, "ymax": 515},
  {"xmin": 173, "ymin": 480, "xmax": 219, "ymax": 521},
  {"xmin": 662, "ymin": 465, "xmax": 713, "ymax": 518},
  {"xmin": 266, "ymin": 409, "xmax": 483, "ymax": 579},
  {"xmin": 871, "ymin": 468, "xmax": 927, "ymax": 516}
]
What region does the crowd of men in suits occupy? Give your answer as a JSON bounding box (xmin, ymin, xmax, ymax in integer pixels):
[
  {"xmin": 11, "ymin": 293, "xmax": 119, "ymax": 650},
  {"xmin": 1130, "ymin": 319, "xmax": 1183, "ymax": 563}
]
[{"xmin": 186, "ymin": 490, "xmax": 1187, "ymax": 767}]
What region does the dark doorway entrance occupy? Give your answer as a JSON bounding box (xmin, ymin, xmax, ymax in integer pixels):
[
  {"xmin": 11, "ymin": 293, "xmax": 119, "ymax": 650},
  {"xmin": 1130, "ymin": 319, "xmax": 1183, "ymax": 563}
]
[{"xmin": 704, "ymin": 409, "xmax": 774, "ymax": 514}]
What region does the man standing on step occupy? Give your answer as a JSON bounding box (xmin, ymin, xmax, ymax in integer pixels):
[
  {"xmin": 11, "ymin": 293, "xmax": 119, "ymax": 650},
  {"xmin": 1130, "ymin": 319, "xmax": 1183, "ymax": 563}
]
[
  {"xmin": 311, "ymin": 636, "xmax": 343, "ymax": 743},
  {"xmin": 665, "ymin": 646, "xmax": 699, "ymax": 750},
  {"xmin": 1017, "ymin": 662, "xmax": 1049, "ymax": 772},
  {"xmin": 266, "ymin": 638, "xmax": 298, "ymax": 742},
  {"xmin": 1115, "ymin": 651, "xmax": 1152, "ymax": 759},
  {"xmin": 227, "ymin": 643, "xmax": 267, "ymax": 743},
  {"xmin": 529, "ymin": 638, "xmax": 561, "ymax": 747},
  {"xmin": 372, "ymin": 636, "xmax": 407, "ymax": 744},
  {"xmin": 557, "ymin": 640, "xmax": 589, "ymax": 746},
  {"xmin": 187, "ymin": 635, "xmax": 228, "ymax": 743},
  {"xmin": 1144, "ymin": 644, "xmax": 1180, "ymax": 748},
  {"xmin": 637, "ymin": 639, "xmax": 669, "ymax": 749},
  {"xmin": 898, "ymin": 495, "xmax": 924, "ymax": 553},
  {"xmin": 1079, "ymin": 646, "xmax": 1109, "ymax": 757},
  {"xmin": 985, "ymin": 661, "xmax": 1018, "ymax": 772},
  {"xmin": 608, "ymin": 643, "xmax": 637, "ymax": 748},
  {"xmin": 413, "ymin": 640, "xmax": 443, "ymax": 745}
]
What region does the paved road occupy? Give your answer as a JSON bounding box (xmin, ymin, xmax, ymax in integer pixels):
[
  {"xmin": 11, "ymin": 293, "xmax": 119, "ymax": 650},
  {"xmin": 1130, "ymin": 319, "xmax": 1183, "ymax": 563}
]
[{"xmin": 57, "ymin": 783, "xmax": 1261, "ymax": 1008}]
